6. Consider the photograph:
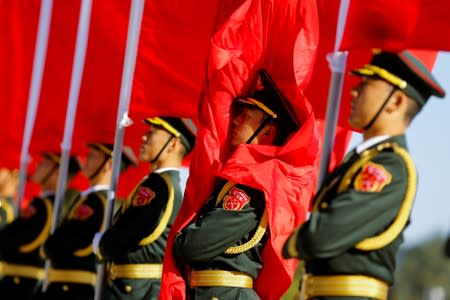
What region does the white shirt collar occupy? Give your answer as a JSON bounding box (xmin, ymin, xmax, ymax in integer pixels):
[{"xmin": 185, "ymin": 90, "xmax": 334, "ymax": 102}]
[
  {"xmin": 153, "ymin": 167, "xmax": 179, "ymax": 174},
  {"xmin": 356, "ymin": 135, "xmax": 391, "ymax": 154},
  {"xmin": 81, "ymin": 184, "xmax": 109, "ymax": 197}
]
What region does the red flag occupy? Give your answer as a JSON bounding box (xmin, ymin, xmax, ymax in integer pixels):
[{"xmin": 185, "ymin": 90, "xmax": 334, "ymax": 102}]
[
  {"xmin": 305, "ymin": 1, "xmax": 373, "ymax": 170},
  {"xmin": 129, "ymin": 0, "xmax": 248, "ymax": 122},
  {"xmin": 160, "ymin": 0, "xmax": 320, "ymax": 299},
  {"xmin": 340, "ymin": 0, "xmax": 450, "ymax": 51},
  {"xmin": 0, "ymin": 1, "xmax": 39, "ymax": 169},
  {"xmin": 26, "ymin": 0, "xmax": 148, "ymax": 198}
]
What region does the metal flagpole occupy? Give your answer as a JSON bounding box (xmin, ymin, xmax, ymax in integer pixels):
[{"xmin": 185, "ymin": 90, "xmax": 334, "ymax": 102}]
[
  {"xmin": 42, "ymin": 0, "xmax": 93, "ymax": 291},
  {"xmin": 94, "ymin": 1, "xmax": 145, "ymax": 299},
  {"xmin": 15, "ymin": 0, "xmax": 53, "ymax": 217},
  {"xmin": 310, "ymin": 0, "xmax": 350, "ymax": 231}
]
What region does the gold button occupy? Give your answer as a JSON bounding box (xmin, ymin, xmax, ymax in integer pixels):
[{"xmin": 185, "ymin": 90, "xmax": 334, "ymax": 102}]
[
  {"xmin": 320, "ymin": 202, "xmax": 328, "ymax": 209},
  {"xmin": 124, "ymin": 285, "xmax": 132, "ymax": 293},
  {"xmin": 62, "ymin": 285, "xmax": 69, "ymax": 292},
  {"xmin": 13, "ymin": 277, "xmax": 20, "ymax": 284}
]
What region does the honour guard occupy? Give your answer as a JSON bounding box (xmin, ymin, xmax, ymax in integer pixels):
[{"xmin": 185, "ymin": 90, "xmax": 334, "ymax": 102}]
[
  {"xmin": 0, "ymin": 168, "xmax": 19, "ymax": 229},
  {"xmin": 41, "ymin": 143, "xmax": 137, "ymax": 300},
  {"xmin": 283, "ymin": 50, "xmax": 446, "ymax": 299},
  {"xmin": 93, "ymin": 117, "xmax": 196, "ymax": 299},
  {"xmin": 445, "ymin": 235, "xmax": 450, "ymax": 258},
  {"xmin": 0, "ymin": 152, "xmax": 80, "ymax": 299},
  {"xmin": 173, "ymin": 70, "xmax": 301, "ymax": 299}
]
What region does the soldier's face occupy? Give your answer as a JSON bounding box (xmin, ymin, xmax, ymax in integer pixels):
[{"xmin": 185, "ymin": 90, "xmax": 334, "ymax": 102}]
[
  {"xmin": 82, "ymin": 148, "xmax": 108, "ymax": 178},
  {"xmin": 0, "ymin": 168, "xmax": 11, "ymax": 186},
  {"xmin": 30, "ymin": 157, "xmax": 57, "ymax": 185},
  {"xmin": 231, "ymin": 107, "xmax": 268, "ymax": 147},
  {"xmin": 349, "ymin": 77, "xmax": 394, "ymax": 130},
  {"xmin": 140, "ymin": 125, "xmax": 173, "ymax": 162},
  {"xmin": 0, "ymin": 168, "xmax": 18, "ymax": 191}
]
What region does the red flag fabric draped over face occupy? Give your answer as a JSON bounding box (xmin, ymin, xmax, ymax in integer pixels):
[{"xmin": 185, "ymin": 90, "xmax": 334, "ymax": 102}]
[
  {"xmin": 159, "ymin": 0, "xmax": 320, "ymax": 299},
  {"xmin": 340, "ymin": 0, "xmax": 450, "ymax": 51}
]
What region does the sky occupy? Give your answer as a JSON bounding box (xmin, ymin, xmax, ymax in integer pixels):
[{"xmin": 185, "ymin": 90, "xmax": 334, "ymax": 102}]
[
  {"xmin": 180, "ymin": 52, "xmax": 450, "ymax": 248},
  {"xmin": 348, "ymin": 52, "xmax": 450, "ymax": 247}
]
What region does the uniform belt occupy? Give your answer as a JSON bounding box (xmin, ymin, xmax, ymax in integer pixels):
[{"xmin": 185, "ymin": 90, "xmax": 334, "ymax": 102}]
[
  {"xmin": 299, "ymin": 274, "xmax": 388, "ymax": 300},
  {"xmin": 0, "ymin": 261, "xmax": 45, "ymax": 280},
  {"xmin": 48, "ymin": 268, "xmax": 97, "ymax": 286},
  {"xmin": 107, "ymin": 263, "xmax": 163, "ymax": 281},
  {"xmin": 189, "ymin": 270, "xmax": 253, "ymax": 289}
]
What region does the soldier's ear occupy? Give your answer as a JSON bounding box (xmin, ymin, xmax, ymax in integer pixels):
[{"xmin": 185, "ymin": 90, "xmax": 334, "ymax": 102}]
[
  {"xmin": 167, "ymin": 137, "xmax": 181, "ymax": 153},
  {"xmin": 261, "ymin": 124, "xmax": 276, "ymax": 143},
  {"xmin": 104, "ymin": 157, "xmax": 113, "ymax": 171},
  {"xmin": 386, "ymin": 90, "xmax": 407, "ymax": 114}
]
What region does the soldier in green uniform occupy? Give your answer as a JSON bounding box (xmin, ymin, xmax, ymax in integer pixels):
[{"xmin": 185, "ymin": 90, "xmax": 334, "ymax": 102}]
[
  {"xmin": 445, "ymin": 236, "xmax": 450, "ymax": 258},
  {"xmin": 93, "ymin": 117, "xmax": 196, "ymax": 300},
  {"xmin": 0, "ymin": 152, "xmax": 80, "ymax": 300},
  {"xmin": 173, "ymin": 70, "xmax": 301, "ymax": 299},
  {"xmin": 0, "ymin": 168, "xmax": 19, "ymax": 229},
  {"xmin": 40, "ymin": 143, "xmax": 138, "ymax": 300},
  {"xmin": 283, "ymin": 50, "xmax": 446, "ymax": 299}
]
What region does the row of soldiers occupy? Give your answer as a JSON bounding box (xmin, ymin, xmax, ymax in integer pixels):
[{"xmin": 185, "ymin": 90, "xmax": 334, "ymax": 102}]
[
  {"xmin": 0, "ymin": 50, "xmax": 448, "ymax": 300},
  {"xmin": 0, "ymin": 116, "xmax": 195, "ymax": 300}
]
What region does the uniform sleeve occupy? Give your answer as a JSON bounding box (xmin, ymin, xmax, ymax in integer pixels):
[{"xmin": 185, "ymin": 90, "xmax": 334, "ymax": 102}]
[
  {"xmin": 0, "ymin": 198, "xmax": 48, "ymax": 257},
  {"xmin": 99, "ymin": 174, "xmax": 169, "ymax": 260},
  {"xmin": 0, "ymin": 197, "xmax": 14, "ymax": 227},
  {"xmin": 284, "ymin": 152, "xmax": 409, "ymax": 260},
  {"xmin": 173, "ymin": 186, "xmax": 265, "ymax": 264},
  {"xmin": 44, "ymin": 194, "xmax": 105, "ymax": 259}
]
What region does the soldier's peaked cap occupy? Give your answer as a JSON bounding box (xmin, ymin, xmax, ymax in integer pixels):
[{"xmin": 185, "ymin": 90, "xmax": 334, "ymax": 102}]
[
  {"xmin": 351, "ymin": 50, "xmax": 446, "ymax": 107},
  {"xmin": 236, "ymin": 69, "xmax": 301, "ymax": 132},
  {"xmin": 87, "ymin": 143, "xmax": 138, "ymax": 168},
  {"xmin": 144, "ymin": 117, "xmax": 197, "ymax": 154},
  {"xmin": 42, "ymin": 152, "xmax": 81, "ymax": 175}
]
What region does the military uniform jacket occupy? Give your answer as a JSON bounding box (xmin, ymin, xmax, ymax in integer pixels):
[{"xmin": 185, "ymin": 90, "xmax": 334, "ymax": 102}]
[
  {"xmin": 173, "ymin": 179, "xmax": 267, "ymax": 298},
  {"xmin": 44, "ymin": 186, "xmax": 107, "ymax": 272},
  {"xmin": 0, "ymin": 196, "xmax": 14, "ymax": 229},
  {"xmin": 99, "ymin": 170, "xmax": 182, "ymax": 264},
  {"xmin": 0, "ymin": 193, "xmax": 55, "ymax": 266},
  {"xmin": 284, "ymin": 135, "xmax": 416, "ymax": 285}
]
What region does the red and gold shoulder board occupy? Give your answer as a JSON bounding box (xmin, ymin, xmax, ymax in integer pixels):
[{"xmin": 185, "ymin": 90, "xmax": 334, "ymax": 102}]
[
  {"xmin": 354, "ymin": 162, "xmax": 392, "ymax": 192},
  {"xmin": 223, "ymin": 187, "xmax": 250, "ymax": 211},
  {"xmin": 133, "ymin": 187, "xmax": 156, "ymax": 207}
]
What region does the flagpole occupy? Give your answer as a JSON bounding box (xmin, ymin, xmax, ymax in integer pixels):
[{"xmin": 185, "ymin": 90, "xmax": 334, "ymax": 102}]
[
  {"xmin": 310, "ymin": 0, "xmax": 350, "ymax": 231},
  {"xmin": 94, "ymin": 1, "xmax": 145, "ymax": 299},
  {"xmin": 15, "ymin": 0, "xmax": 53, "ymax": 217},
  {"xmin": 41, "ymin": 0, "xmax": 93, "ymax": 291}
]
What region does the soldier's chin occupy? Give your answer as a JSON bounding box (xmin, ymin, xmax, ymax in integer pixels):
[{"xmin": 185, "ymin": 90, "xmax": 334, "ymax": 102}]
[
  {"xmin": 347, "ymin": 116, "xmax": 363, "ymax": 132},
  {"xmin": 230, "ymin": 137, "xmax": 242, "ymax": 148},
  {"xmin": 138, "ymin": 155, "xmax": 146, "ymax": 162}
]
